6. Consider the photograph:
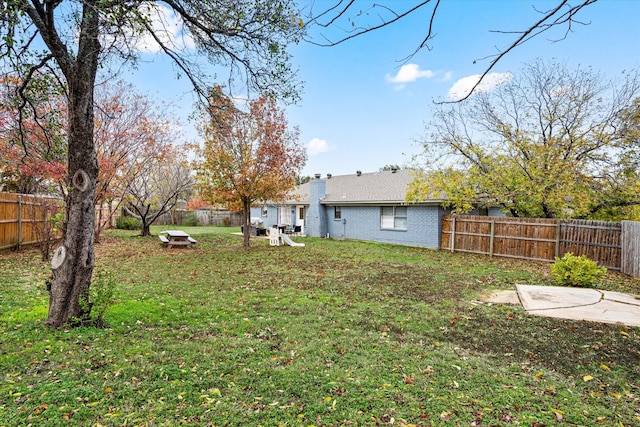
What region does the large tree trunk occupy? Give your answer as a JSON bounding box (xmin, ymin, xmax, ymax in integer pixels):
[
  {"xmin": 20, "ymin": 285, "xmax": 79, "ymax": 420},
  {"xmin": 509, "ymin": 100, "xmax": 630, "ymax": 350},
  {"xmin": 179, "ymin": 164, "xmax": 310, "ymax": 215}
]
[
  {"xmin": 46, "ymin": 3, "xmax": 100, "ymax": 327},
  {"xmin": 141, "ymin": 219, "xmax": 151, "ymax": 237}
]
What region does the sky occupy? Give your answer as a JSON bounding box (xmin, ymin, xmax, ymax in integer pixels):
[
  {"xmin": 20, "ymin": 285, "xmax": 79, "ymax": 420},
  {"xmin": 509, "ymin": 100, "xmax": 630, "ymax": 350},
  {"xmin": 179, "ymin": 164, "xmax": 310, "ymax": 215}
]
[{"xmin": 124, "ymin": 1, "xmax": 640, "ymax": 178}]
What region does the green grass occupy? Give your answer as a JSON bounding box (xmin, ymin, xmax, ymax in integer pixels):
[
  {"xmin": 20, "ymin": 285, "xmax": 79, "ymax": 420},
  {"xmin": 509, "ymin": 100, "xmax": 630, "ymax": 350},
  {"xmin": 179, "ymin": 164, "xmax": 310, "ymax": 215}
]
[{"xmin": 1, "ymin": 226, "xmax": 639, "ymax": 426}]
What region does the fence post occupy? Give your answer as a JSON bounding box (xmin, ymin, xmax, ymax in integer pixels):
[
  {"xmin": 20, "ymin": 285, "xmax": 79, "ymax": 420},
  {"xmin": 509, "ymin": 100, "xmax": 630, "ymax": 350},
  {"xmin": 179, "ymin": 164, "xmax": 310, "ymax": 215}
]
[
  {"xmin": 17, "ymin": 195, "xmax": 22, "ymax": 249},
  {"xmin": 621, "ymin": 221, "xmax": 640, "ymax": 277},
  {"xmin": 555, "ymin": 220, "xmax": 561, "ymax": 258},
  {"xmin": 450, "ymin": 217, "xmax": 456, "ymax": 252}
]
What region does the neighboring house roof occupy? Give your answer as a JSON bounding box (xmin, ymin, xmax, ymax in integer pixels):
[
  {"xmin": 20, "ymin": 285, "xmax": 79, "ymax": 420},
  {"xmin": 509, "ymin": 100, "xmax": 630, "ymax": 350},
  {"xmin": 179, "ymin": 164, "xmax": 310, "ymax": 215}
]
[{"xmin": 281, "ymin": 169, "xmax": 443, "ymax": 205}]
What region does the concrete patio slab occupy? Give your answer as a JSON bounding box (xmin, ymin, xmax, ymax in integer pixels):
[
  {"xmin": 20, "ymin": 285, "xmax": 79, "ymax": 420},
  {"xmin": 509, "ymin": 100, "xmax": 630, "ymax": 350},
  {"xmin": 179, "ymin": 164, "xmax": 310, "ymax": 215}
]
[{"xmin": 516, "ymin": 284, "xmax": 640, "ymax": 327}]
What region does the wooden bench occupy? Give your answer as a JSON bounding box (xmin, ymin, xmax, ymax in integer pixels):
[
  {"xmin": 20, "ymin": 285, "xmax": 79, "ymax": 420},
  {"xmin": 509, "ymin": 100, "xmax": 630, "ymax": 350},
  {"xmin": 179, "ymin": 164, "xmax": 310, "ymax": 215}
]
[{"xmin": 159, "ymin": 235, "xmax": 169, "ymax": 245}]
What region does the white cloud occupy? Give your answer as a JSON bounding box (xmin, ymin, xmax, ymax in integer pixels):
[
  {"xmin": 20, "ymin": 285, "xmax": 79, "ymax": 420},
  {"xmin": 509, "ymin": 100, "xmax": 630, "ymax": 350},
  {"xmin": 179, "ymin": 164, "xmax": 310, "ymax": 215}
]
[
  {"xmin": 306, "ymin": 138, "xmax": 332, "ymax": 156},
  {"xmin": 386, "ymin": 64, "xmax": 435, "ymax": 84},
  {"xmin": 133, "ymin": 4, "xmax": 196, "ymax": 53},
  {"xmin": 440, "ymin": 71, "xmax": 453, "ymax": 82},
  {"xmin": 447, "ymin": 72, "xmax": 512, "ymax": 101}
]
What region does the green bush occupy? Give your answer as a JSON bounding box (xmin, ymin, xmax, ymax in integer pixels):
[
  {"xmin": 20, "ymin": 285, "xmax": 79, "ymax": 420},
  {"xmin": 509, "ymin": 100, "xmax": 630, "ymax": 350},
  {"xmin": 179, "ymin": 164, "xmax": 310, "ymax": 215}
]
[
  {"xmin": 550, "ymin": 252, "xmax": 606, "ymax": 288},
  {"xmin": 183, "ymin": 213, "xmax": 200, "ymax": 226},
  {"xmin": 87, "ymin": 265, "xmax": 117, "ymax": 327},
  {"xmin": 115, "ymin": 216, "xmax": 141, "ymax": 230}
]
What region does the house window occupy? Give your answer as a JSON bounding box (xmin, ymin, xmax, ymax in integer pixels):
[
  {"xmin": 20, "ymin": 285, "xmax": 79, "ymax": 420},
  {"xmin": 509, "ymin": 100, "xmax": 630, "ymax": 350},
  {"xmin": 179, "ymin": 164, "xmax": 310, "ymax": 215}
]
[
  {"xmin": 334, "ymin": 206, "xmax": 341, "ymax": 220},
  {"xmin": 261, "ymin": 205, "xmax": 268, "ymax": 217},
  {"xmin": 299, "ymin": 207, "xmax": 305, "ymax": 220},
  {"xmin": 381, "ymin": 206, "xmax": 407, "ymax": 229}
]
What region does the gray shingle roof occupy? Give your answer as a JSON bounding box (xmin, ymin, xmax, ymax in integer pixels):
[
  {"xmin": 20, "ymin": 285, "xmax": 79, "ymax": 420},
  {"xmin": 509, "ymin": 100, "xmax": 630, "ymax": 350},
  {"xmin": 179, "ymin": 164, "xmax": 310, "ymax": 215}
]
[{"xmin": 284, "ymin": 169, "xmax": 441, "ymax": 205}]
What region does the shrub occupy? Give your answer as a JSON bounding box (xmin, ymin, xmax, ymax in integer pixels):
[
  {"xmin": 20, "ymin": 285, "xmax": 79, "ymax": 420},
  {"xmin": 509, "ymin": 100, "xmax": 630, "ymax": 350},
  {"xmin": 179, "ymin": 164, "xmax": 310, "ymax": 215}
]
[
  {"xmin": 550, "ymin": 252, "xmax": 606, "ymax": 288},
  {"xmin": 75, "ymin": 265, "xmax": 117, "ymax": 328},
  {"xmin": 115, "ymin": 216, "xmax": 141, "ymax": 230},
  {"xmin": 183, "ymin": 213, "xmax": 200, "ymax": 226}
]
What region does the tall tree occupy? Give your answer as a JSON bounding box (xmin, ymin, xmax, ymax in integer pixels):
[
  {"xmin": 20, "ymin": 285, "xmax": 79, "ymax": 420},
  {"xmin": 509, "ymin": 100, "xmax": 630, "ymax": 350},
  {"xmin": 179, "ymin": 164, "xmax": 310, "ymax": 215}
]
[
  {"xmin": 408, "ymin": 60, "xmax": 640, "ymax": 219},
  {"xmin": 195, "ymin": 87, "xmax": 306, "ymax": 247},
  {"xmin": 0, "ymin": 1, "xmax": 302, "ymax": 327},
  {"xmin": 93, "ymin": 82, "xmax": 179, "ymax": 242}
]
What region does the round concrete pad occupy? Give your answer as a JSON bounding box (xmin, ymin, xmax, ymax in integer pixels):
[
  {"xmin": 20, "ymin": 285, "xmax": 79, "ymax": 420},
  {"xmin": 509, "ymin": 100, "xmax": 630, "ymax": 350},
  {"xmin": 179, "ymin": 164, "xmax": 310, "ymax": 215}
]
[{"xmin": 516, "ymin": 284, "xmax": 602, "ymax": 311}]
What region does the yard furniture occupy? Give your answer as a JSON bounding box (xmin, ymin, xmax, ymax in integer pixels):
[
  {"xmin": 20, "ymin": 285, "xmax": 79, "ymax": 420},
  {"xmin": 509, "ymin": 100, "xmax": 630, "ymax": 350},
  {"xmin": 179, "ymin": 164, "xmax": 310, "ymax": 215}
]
[
  {"xmin": 269, "ymin": 227, "xmax": 304, "ymax": 247},
  {"xmin": 159, "ymin": 230, "xmax": 197, "ymax": 248}
]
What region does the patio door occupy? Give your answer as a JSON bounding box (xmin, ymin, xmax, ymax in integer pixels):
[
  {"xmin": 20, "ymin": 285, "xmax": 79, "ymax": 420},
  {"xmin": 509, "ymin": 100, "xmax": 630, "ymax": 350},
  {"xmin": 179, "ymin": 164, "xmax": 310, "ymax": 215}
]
[{"xmin": 296, "ymin": 205, "xmax": 305, "ymax": 234}]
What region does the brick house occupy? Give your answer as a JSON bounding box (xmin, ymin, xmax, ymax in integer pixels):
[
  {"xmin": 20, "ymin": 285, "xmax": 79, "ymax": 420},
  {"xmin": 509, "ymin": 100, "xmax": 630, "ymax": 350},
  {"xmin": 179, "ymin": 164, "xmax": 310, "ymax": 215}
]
[{"xmin": 250, "ymin": 169, "xmax": 501, "ymax": 248}]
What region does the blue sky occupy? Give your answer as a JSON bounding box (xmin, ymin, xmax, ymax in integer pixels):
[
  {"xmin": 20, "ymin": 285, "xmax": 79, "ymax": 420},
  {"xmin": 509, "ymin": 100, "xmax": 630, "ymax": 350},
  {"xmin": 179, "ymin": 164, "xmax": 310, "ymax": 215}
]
[{"xmin": 125, "ymin": 1, "xmax": 640, "ymax": 177}]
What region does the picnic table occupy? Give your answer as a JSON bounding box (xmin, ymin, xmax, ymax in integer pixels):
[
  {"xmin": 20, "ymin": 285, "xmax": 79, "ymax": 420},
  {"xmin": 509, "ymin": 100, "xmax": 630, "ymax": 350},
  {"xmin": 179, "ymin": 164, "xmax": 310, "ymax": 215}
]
[{"xmin": 159, "ymin": 230, "xmax": 197, "ymax": 248}]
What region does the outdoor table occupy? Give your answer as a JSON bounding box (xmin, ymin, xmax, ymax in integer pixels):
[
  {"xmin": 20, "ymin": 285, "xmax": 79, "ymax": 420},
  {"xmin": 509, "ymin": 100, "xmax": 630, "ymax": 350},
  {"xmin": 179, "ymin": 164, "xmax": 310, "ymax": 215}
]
[{"xmin": 159, "ymin": 230, "xmax": 196, "ymax": 248}]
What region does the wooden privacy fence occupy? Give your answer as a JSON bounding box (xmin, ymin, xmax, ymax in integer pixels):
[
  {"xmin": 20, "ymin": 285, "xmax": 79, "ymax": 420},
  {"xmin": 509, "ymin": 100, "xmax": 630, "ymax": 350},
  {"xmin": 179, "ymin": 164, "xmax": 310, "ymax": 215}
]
[
  {"xmin": 153, "ymin": 209, "xmax": 243, "ymax": 226},
  {"xmin": 0, "ymin": 192, "xmax": 63, "ymax": 250},
  {"xmin": 441, "ymin": 215, "xmax": 640, "ymax": 276}
]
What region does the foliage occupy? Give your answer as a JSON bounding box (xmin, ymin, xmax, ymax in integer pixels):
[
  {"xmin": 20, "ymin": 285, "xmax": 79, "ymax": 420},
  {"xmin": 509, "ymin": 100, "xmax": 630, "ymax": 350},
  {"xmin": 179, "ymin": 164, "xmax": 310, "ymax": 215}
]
[
  {"xmin": 81, "ymin": 265, "xmax": 117, "ymax": 328},
  {"xmin": 0, "ymin": 73, "xmax": 68, "ymax": 195},
  {"xmin": 1, "ymin": 228, "xmax": 639, "ymax": 425},
  {"xmin": 115, "ymin": 216, "xmax": 141, "ymax": 230},
  {"xmin": 184, "ymin": 197, "xmax": 209, "ymax": 210},
  {"xmin": 408, "ymin": 59, "xmax": 640, "ymax": 219},
  {"xmin": 380, "ymin": 164, "xmax": 402, "ymax": 171},
  {"xmin": 551, "ymin": 252, "xmax": 607, "ymax": 288},
  {"xmin": 182, "ymin": 213, "xmax": 200, "ymax": 227},
  {"xmin": 194, "ymin": 86, "xmax": 306, "ymax": 247}
]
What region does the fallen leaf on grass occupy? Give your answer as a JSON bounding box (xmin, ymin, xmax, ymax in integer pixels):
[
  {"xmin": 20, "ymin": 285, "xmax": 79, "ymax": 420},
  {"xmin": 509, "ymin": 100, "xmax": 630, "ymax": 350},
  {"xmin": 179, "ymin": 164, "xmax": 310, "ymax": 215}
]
[
  {"xmin": 551, "ymin": 407, "xmax": 564, "ymax": 420},
  {"xmin": 583, "ymin": 375, "xmax": 594, "ymax": 382},
  {"xmin": 440, "ymin": 411, "xmax": 452, "ymax": 421},
  {"xmin": 403, "ymin": 374, "xmax": 415, "ymax": 385}
]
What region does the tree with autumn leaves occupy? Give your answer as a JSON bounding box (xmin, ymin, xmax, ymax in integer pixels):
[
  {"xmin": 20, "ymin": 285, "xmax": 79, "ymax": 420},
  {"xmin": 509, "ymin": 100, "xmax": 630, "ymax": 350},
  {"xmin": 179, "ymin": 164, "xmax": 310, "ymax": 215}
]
[
  {"xmin": 0, "ymin": 73, "xmax": 67, "ymax": 195},
  {"xmin": 1, "ymin": 78, "xmax": 184, "ymax": 240},
  {"xmin": 408, "ymin": 60, "xmax": 640, "ymax": 220},
  {"xmin": 194, "ymin": 87, "xmax": 306, "ymax": 247}
]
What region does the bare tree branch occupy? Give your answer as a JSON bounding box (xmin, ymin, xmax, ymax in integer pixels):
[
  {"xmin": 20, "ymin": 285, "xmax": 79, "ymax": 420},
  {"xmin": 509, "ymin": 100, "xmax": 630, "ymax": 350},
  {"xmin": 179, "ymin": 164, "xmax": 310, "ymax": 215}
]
[{"xmin": 450, "ymin": 0, "xmax": 597, "ymax": 102}]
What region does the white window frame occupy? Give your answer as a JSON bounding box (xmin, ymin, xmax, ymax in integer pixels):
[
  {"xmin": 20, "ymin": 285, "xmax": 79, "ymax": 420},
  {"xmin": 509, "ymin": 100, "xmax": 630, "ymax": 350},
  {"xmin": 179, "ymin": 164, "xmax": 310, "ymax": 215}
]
[
  {"xmin": 334, "ymin": 206, "xmax": 342, "ymax": 220},
  {"xmin": 261, "ymin": 205, "xmax": 268, "ymax": 217},
  {"xmin": 380, "ymin": 206, "xmax": 407, "ymax": 230}
]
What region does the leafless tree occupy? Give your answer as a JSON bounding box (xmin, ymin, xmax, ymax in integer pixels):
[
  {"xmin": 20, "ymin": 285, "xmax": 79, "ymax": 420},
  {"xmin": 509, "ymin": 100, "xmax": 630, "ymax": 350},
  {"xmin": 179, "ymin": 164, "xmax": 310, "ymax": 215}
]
[{"xmin": 125, "ymin": 154, "xmax": 193, "ymax": 237}]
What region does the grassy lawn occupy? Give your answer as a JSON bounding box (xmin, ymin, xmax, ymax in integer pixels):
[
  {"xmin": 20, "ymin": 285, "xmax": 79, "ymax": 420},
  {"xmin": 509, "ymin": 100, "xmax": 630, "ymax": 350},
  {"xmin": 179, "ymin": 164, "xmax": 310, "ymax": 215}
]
[{"xmin": 1, "ymin": 226, "xmax": 639, "ymax": 426}]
